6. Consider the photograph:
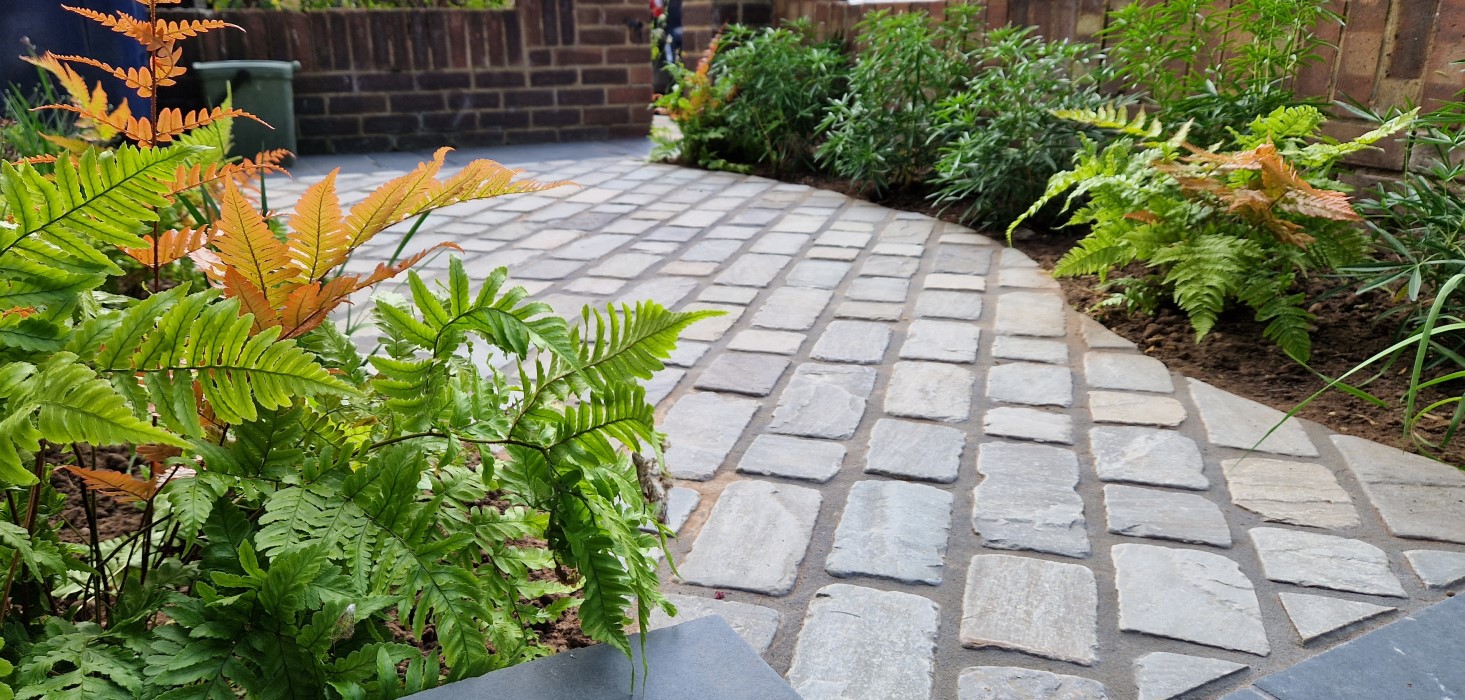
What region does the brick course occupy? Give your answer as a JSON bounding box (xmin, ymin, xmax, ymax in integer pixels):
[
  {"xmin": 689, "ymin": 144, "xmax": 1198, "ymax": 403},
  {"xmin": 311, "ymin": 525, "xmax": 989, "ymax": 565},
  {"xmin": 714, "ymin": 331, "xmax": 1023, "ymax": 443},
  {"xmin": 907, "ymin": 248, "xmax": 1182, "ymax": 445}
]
[{"xmin": 160, "ymin": 4, "xmax": 653, "ymax": 154}]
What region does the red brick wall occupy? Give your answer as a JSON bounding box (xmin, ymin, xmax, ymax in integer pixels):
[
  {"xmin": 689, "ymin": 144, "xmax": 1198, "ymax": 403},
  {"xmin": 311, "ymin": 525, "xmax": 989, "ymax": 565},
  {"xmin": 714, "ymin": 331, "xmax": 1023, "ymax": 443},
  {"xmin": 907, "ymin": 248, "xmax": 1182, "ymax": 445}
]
[{"xmin": 160, "ymin": 5, "xmax": 654, "ymax": 154}]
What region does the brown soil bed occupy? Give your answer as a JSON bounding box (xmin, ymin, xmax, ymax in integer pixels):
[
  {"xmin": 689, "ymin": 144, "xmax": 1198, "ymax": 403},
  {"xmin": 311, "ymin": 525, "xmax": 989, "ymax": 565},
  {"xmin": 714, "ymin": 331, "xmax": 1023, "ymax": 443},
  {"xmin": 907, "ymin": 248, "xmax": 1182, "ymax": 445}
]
[{"xmin": 786, "ymin": 171, "xmax": 1465, "ymax": 468}]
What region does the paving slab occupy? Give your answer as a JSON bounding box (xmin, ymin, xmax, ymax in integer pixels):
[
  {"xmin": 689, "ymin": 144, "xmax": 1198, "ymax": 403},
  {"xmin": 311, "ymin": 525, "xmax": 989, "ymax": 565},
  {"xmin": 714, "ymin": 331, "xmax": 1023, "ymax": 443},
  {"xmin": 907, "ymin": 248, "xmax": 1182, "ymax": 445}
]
[
  {"xmin": 662, "ymin": 392, "xmax": 760, "ymax": 480},
  {"xmin": 958, "ymin": 667, "xmax": 1108, "ymax": 700},
  {"xmin": 1089, "ymin": 391, "xmax": 1188, "ymax": 427},
  {"xmin": 1277, "ymin": 591, "xmax": 1395, "ymax": 644},
  {"xmin": 1403, "ymin": 549, "xmax": 1465, "ymax": 588},
  {"xmin": 862, "ymin": 418, "xmax": 966, "ymax": 484},
  {"xmin": 994, "ymin": 292, "xmax": 1066, "ymax": 337},
  {"xmin": 786, "ymin": 584, "xmax": 939, "ymax": 700},
  {"xmin": 1083, "ymin": 352, "xmax": 1175, "ymax": 393},
  {"xmin": 826, "ymin": 480, "xmax": 953, "ymax": 585},
  {"xmin": 693, "ymin": 352, "xmax": 791, "ymax": 397},
  {"xmin": 1187, "ymin": 379, "xmax": 1318, "ymax": 457},
  {"xmin": 986, "ymin": 362, "xmax": 1073, "ymax": 407},
  {"xmin": 727, "ymin": 329, "xmax": 805, "ymax": 356},
  {"xmin": 914, "ymin": 291, "xmax": 984, "ymax": 320},
  {"xmin": 848, "ymin": 276, "xmax": 911, "ymax": 302},
  {"xmin": 768, "ymin": 364, "xmax": 877, "ymax": 440},
  {"xmin": 990, "ymin": 336, "xmax": 1068, "ymax": 364},
  {"xmin": 678, "ymin": 480, "xmax": 821, "ymax": 595},
  {"xmin": 1090, "ymin": 426, "xmax": 1208, "ymax": 490},
  {"xmin": 648, "ymin": 593, "xmax": 782, "ymax": 654},
  {"xmin": 899, "ymin": 320, "xmax": 981, "ymax": 363},
  {"xmin": 715, "ymin": 253, "xmax": 793, "ymax": 287},
  {"xmin": 786, "ymin": 260, "xmax": 852, "ymax": 289},
  {"xmin": 885, "ymin": 361, "xmax": 976, "ymax": 422},
  {"xmin": 1221, "ymin": 458, "xmax": 1359, "ymax": 529},
  {"xmin": 924, "ymin": 273, "xmax": 986, "ymax": 292},
  {"xmin": 860, "ymin": 255, "xmax": 920, "ymax": 278},
  {"xmin": 736, "ymin": 434, "xmax": 846, "ymax": 483},
  {"xmin": 1331, "ymin": 434, "xmax": 1465, "ymax": 544},
  {"xmin": 1249, "ymin": 527, "xmax": 1405, "ymax": 597},
  {"xmin": 960, "ymin": 554, "xmax": 1099, "ymax": 665},
  {"xmin": 1133, "ymin": 652, "xmax": 1247, "ymax": 700},
  {"xmin": 974, "ymin": 442, "xmax": 1089, "ymax": 557},
  {"xmin": 811, "ymin": 320, "xmax": 892, "ymax": 364},
  {"xmin": 1103, "ymin": 484, "xmax": 1232, "ymax": 547},
  {"xmin": 752, "ymin": 287, "xmax": 833, "ymax": 331},
  {"xmin": 934, "ymin": 244, "xmax": 992, "ymax": 274},
  {"xmin": 1113, "ymin": 543, "xmax": 1270, "ymax": 655},
  {"xmin": 983, "ymin": 407, "xmax": 1074, "ymax": 445}
]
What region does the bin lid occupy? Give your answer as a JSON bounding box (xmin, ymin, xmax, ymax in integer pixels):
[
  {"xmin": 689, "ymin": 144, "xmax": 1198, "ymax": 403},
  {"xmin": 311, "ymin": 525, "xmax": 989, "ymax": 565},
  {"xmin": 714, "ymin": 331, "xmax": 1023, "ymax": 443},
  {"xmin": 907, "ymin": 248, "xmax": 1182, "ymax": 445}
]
[{"xmin": 192, "ymin": 60, "xmax": 300, "ymax": 79}]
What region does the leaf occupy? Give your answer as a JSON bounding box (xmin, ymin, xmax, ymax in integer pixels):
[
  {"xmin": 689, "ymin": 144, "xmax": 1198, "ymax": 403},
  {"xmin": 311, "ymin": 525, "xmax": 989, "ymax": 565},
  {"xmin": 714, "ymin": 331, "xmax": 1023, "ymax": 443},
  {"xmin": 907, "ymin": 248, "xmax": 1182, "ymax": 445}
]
[
  {"xmin": 210, "ymin": 181, "xmax": 293, "ymax": 305},
  {"xmin": 120, "ymin": 226, "xmax": 217, "ymax": 267},
  {"xmin": 285, "ymin": 170, "xmax": 349, "ymax": 282},
  {"xmin": 56, "ymin": 464, "xmax": 157, "ymax": 503}
]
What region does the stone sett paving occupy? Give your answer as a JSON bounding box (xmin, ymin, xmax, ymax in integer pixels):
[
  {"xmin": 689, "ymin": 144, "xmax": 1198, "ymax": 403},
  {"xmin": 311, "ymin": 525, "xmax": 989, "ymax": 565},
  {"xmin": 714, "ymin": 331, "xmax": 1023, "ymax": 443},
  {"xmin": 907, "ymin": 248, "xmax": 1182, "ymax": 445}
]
[{"xmin": 272, "ymin": 147, "xmax": 1465, "ymax": 699}]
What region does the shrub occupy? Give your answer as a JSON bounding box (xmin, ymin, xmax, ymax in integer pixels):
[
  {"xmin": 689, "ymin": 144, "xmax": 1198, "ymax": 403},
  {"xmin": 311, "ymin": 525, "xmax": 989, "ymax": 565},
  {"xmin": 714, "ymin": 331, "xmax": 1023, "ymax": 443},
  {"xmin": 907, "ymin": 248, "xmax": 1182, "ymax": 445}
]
[
  {"xmin": 652, "ymin": 34, "xmax": 739, "ymax": 172},
  {"xmin": 928, "ymin": 25, "xmax": 1116, "ymax": 229},
  {"xmin": 653, "ymin": 22, "xmax": 846, "ymax": 175},
  {"xmin": 1010, "ymin": 104, "xmax": 1414, "ymax": 361},
  {"xmin": 1099, "ymin": 0, "xmax": 1341, "ymax": 145},
  {"xmin": 0, "ymin": 2, "xmax": 699, "ymax": 696},
  {"xmin": 815, "ymin": 4, "xmax": 985, "ymax": 194}
]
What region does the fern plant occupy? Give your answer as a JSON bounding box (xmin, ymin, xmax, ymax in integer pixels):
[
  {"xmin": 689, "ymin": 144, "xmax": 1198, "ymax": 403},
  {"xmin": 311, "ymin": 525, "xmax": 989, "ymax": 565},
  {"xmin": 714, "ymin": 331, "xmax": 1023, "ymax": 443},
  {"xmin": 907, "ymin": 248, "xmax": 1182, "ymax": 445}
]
[
  {"xmin": 1010, "ymin": 105, "xmax": 1414, "ymax": 361},
  {"xmin": 0, "ymin": 0, "xmax": 704, "ymax": 696}
]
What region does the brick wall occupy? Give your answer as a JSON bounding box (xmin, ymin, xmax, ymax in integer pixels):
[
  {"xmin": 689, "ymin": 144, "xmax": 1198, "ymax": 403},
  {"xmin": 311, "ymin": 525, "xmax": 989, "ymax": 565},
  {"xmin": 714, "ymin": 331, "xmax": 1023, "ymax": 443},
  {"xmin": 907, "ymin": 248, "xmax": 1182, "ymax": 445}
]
[{"xmin": 160, "ymin": 5, "xmax": 654, "ymax": 154}]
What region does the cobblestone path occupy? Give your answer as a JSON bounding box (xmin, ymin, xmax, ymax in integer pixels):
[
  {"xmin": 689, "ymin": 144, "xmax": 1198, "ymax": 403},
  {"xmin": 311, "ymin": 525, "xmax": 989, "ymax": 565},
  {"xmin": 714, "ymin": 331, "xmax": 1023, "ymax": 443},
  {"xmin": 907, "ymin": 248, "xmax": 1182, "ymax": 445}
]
[{"xmin": 274, "ymin": 151, "xmax": 1465, "ymax": 699}]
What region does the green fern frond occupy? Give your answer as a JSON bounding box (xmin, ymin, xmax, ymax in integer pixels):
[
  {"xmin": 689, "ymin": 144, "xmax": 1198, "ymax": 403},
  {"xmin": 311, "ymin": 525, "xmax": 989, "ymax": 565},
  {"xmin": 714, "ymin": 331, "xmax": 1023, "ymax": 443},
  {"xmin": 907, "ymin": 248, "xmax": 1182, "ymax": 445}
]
[
  {"xmin": 1243, "ymin": 105, "xmax": 1326, "ymax": 144},
  {"xmin": 1153, "ymin": 234, "xmax": 1260, "ymax": 340},
  {"xmin": 1291, "ymin": 108, "xmax": 1418, "ymax": 168},
  {"xmin": 17, "ymin": 621, "xmax": 143, "ymax": 700},
  {"xmin": 1055, "ymin": 102, "xmax": 1164, "ymax": 139}
]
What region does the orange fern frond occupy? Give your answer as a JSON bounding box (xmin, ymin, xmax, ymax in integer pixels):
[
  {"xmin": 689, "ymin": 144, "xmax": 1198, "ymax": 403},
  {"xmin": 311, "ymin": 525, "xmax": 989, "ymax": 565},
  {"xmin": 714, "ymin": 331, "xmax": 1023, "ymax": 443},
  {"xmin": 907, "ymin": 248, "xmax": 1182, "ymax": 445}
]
[
  {"xmin": 16, "ymin": 155, "xmax": 59, "ymax": 166},
  {"xmin": 0, "ymin": 307, "xmax": 38, "ymax": 319},
  {"xmin": 52, "ymin": 52, "xmax": 177, "ymax": 99},
  {"xmin": 344, "ymin": 147, "xmax": 451, "ymax": 248},
  {"xmin": 350, "ymin": 242, "xmax": 463, "ymax": 292},
  {"xmin": 63, "ymin": 8, "xmax": 237, "ymax": 50},
  {"xmin": 135, "ymin": 443, "xmax": 183, "ymax": 464},
  {"xmin": 57, "ymin": 465, "xmax": 157, "ymax": 503},
  {"xmin": 276, "ymin": 275, "xmax": 359, "ymax": 339},
  {"xmin": 221, "ymin": 267, "xmax": 281, "ymax": 334},
  {"xmin": 149, "ymin": 106, "xmax": 262, "ymax": 143},
  {"xmin": 1279, "ymin": 188, "xmax": 1358, "ymax": 222},
  {"xmin": 286, "ymin": 170, "xmax": 350, "ymax": 283},
  {"xmin": 421, "ymin": 158, "xmax": 571, "ymax": 211},
  {"xmin": 121, "ymin": 226, "xmax": 217, "ymax": 267},
  {"xmin": 21, "ymin": 54, "xmax": 91, "ymax": 109},
  {"xmin": 211, "ymin": 182, "xmax": 294, "ymax": 304}
]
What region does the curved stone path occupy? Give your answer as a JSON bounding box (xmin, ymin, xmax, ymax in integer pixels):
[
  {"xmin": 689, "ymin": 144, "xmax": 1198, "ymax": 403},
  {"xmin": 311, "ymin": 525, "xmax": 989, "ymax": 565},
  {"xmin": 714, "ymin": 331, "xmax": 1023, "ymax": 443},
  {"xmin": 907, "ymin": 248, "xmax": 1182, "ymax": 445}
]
[{"xmin": 274, "ymin": 148, "xmax": 1465, "ymax": 699}]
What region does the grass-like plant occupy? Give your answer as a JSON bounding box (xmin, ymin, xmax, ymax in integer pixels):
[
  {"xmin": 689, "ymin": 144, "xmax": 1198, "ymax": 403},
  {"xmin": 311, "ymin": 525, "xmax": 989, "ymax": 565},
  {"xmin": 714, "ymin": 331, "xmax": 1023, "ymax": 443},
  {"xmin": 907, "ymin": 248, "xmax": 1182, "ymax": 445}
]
[
  {"xmin": 0, "ymin": 1, "xmax": 702, "ymax": 696},
  {"xmin": 1010, "ymin": 104, "xmax": 1414, "ymax": 361}
]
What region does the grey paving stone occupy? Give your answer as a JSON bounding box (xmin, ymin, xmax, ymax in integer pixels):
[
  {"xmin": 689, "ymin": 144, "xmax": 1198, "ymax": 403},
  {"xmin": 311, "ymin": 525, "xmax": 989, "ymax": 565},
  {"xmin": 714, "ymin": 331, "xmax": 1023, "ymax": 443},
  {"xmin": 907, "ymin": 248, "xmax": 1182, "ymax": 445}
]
[
  {"xmin": 694, "ymin": 352, "xmax": 791, "ymax": 397},
  {"xmin": 1079, "ymin": 315, "xmax": 1137, "ymax": 349},
  {"xmin": 646, "ymin": 226, "xmax": 701, "ymax": 242},
  {"xmin": 1187, "ymin": 379, "xmax": 1317, "ymax": 456},
  {"xmin": 662, "ymin": 392, "xmax": 760, "ymax": 480},
  {"xmin": 1103, "ymin": 484, "xmax": 1232, "ymax": 547},
  {"xmin": 714, "ymin": 253, "xmax": 793, "ymax": 287},
  {"xmin": 786, "ymin": 260, "xmax": 852, "ymax": 289},
  {"xmin": 974, "ymin": 442, "xmax": 1090, "ymax": 558},
  {"xmin": 634, "ymin": 241, "xmax": 681, "ymax": 254},
  {"xmin": 709, "ymin": 224, "xmax": 763, "ymax": 239},
  {"xmin": 1404, "ymin": 550, "xmax": 1465, "ymax": 588},
  {"xmin": 848, "ymin": 277, "xmax": 911, "ymax": 302},
  {"xmin": 768, "ymin": 364, "xmax": 877, "ymax": 440},
  {"xmin": 994, "ymin": 292, "xmax": 1066, "ymax": 337},
  {"xmin": 1249, "ymin": 527, "xmax": 1405, "ymax": 597},
  {"xmin": 885, "ymin": 361, "xmax": 976, "ymax": 422},
  {"xmin": 983, "ymin": 407, "xmax": 1074, "ymax": 445},
  {"xmin": 678, "ymin": 303, "xmax": 744, "ymax": 342},
  {"xmin": 1331, "ymin": 434, "xmax": 1465, "ymax": 545},
  {"xmin": 697, "ymin": 285, "xmax": 759, "ymax": 305},
  {"xmin": 864, "ymin": 418, "xmax": 966, "ymax": 483},
  {"xmin": 1112, "ymin": 542, "xmax": 1270, "ymax": 655},
  {"xmin": 678, "ymin": 480, "xmax": 821, "ymax": 595},
  {"xmin": 647, "ymin": 593, "xmax": 781, "ymax": 655},
  {"xmin": 1090, "ymin": 426, "xmax": 1208, "ymax": 490},
  {"xmin": 513, "ymin": 258, "xmax": 585, "ymax": 280},
  {"xmin": 601, "ymin": 217, "xmax": 658, "ymax": 235},
  {"xmin": 787, "ymin": 584, "xmax": 939, "ymax": 700},
  {"xmin": 998, "ymin": 248, "xmax": 1039, "ymax": 268},
  {"xmin": 924, "ymin": 273, "xmax": 987, "ymax": 292},
  {"xmin": 662, "ymin": 486, "xmax": 700, "ymax": 534},
  {"xmin": 934, "ymin": 244, "xmax": 992, "ymax": 274},
  {"xmin": 987, "ymin": 362, "xmax": 1073, "ymax": 407},
  {"xmin": 563, "ymin": 276, "xmax": 625, "ymax": 296},
  {"xmin": 727, "ymin": 329, "xmax": 805, "ymax": 355},
  {"xmin": 618, "ymin": 277, "xmax": 699, "ymax": 308},
  {"xmin": 1083, "ymin": 352, "xmax": 1175, "ymax": 393},
  {"xmin": 670, "ymin": 210, "xmax": 724, "ymax": 228},
  {"xmin": 881, "ymin": 219, "xmax": 935, "ymax": 245},
  {"xmin": 750, "ymin": 232, "xmax": 810, "ymax": 254},
  {"xmin": 682, "ymin": 239, "xmax": 745, "ymax": 262},
  {"xmin": 1134, "ymin": 652, "xmax": 1247, "ymax": 700},
  {"xmin": 736, "ymin": 434, "xmax": 846, "ymax": 483},
  {"xmin": 835, "ymin": 301, "xmax": 905, "ymax": 321},
  {"xmin": 808, "ymin": 246, "xmax": 859, "ymax": 261},
  {"xmin": 1249, "ymin": 591, "xmax": 1465, "ymax": 700},
  {"xmin": 899, "ymin": 320, "xmax": 980, "ymax": 363},
  {"xmin": 811, "ymin": 320, "xmax": 891, "ymax": 364},
  {"xmin": 660, "ymin": 261, "xmax": 718, "ymax": 277},
  {"xmin": 771, "ymin": 217, "xmax": 825, "ymax": 235},
  {"xmin": 914, "ymin": 290, "xmax": 983, "ymax": 321},
  {"xmin": 1221, "ymin": 458, "xmax": 1359, "ymax": 529},
  {"xmin": 589, "ymin": 252, "xmax": 661, "ymax": 278},
  {"xmin": 1220, "ymin": 689, "xmax": 1272, "ymax": 700},
  {"xmin": 1089, "ymin": 391, "xmax": 1188, "ymax": 427},
  {"xmin": 960, "ymin": 554, "xmax": 1098, "ymax": 665},
  {"xmin": 998, "ymin": 267, "xmax": 1059, "ymax": 289},
  {"xmin": 752, "ymin": 287, "xmax": 833, "ymax": 331},
  {"xmin": 860, "ymin": 255, "xmax": 920, "ymax": 278},
  {"xmin": 1278, "ymin": 592, "xmax": 1395, "ymax": 644},
  {"xmin": 666, "ymin": 340, "xmax": 710, "ymax": 368},
  {"xmin": 991, "ymin": 336, "xmax": 1068, "ymax": 365},
  {"xmin": 942, "ymin": 231, "xmax": 995, "ymax": 245},
  {"xmin": 815, "ymin": 230, "xmax": 871, "ymax": 248},
  {"xmin": 826, "ymin": 480, "xmax": 954, "ymax": 585},
  {"xmin": 872, "ymin": 242, "xmax": 924, "ymax": 257},
  {"xmin": 642, "ymin": 367, "xmax": 686, "ymax": 406},
  {"xmin": 959, "ymin": 667, "xmax": 1108, "ymax": 700}
]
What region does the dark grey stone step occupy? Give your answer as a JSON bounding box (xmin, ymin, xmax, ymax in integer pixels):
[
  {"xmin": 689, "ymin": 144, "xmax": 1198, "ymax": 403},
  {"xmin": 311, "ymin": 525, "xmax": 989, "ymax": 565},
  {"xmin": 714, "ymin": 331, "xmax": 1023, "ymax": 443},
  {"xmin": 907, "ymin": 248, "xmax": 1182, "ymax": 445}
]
[{"xmin": 411, "ymin": 616, "xmax": 799, "ymax": 700}]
